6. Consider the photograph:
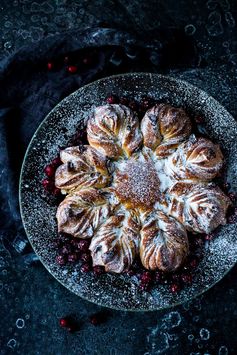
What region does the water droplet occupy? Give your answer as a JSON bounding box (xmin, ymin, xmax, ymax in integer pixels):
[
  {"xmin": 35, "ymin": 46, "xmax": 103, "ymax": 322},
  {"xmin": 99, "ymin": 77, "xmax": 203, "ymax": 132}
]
[
  {"xmin": 219, "ymin": 346, "xmax": 228, "ymax": 355},
  {"xmin": 193, "ymin": 315, "xmax": 199, "ymax": 322},
  {"xmin": 188, "ymin": 334, "xmax": 194, "ymax": 341},
  {"xmin": 206, "ymin": 11, "xmax": 223, "ymax": 36},
  {"xmin": 163, "ymin": 311, "xmax": 182, "ymax": 328},
  {"xmin": 3, "ymin": 41, "xmax": 12, "ymax": 49},
  {"xmin": 7, "ymin": 339, "xmax": 17, "ymax": 349},
  {"xmin": 225, "ymin": 12, "xmax": 235, "ymax": 28},
  {"xmin": 200, "ymin": 328, "xmax": 210, "ymax": 340},
  {"xmin": 185, "ymin": 24, "xmax": 196, "ymax": 36},
  {"xmin": 25, "ymin": 314, "xmax": 30, "ymax": 320},
  {"xmin": 16, "ymin": 318, "xmax": 25, "ymax": 329},
  {"xmin": 2, "ymin": 269, "xmax": 7, "ymax": 276},
  {"xmin": 206, "ymin": 0, "xmax": 218, "ymax": 10}
]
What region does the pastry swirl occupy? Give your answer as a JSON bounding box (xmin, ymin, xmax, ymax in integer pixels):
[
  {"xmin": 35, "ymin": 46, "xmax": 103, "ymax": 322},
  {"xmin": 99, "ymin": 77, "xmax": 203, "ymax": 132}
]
[
  {"xmin": 87, "ymin": 104, "xmax": 142, "ymax": 159},
  {"xmin": 141, "ymin": 104, "xmax": 192, "ymax": 157},
  {"xmin": 56, "ymin": 188, "xmax": 110, "ymax": 238},
  {"xmin": 140, "ymin": 211, "xmax": 189, "ymax": 272},
  {"xmin": 166, "ymin": 136, "xmax": 224, "ymax": 181},
  {"xmin": 89, "ymin": 212, "xmax": 140, "ymax": 273},
  {"xmin": 168, "ymin": 182, "xmax": 231, "ymax": 233},
  {"xmin": 55, "ymin": 146, "xmax": 110, "ymax": 193}
]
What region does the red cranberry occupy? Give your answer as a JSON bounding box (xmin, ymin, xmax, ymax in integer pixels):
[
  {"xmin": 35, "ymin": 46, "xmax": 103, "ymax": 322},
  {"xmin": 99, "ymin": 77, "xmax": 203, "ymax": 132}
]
[
  {"xmin": 77, "ymin": 239, "xmax": 90, "ymax": 252},
  {"xmin": 67, "ymin": 65, "xmax": 78, "ymax": 73},
  {"xmin": 81, "ymin": 263, "xmax": 91, "ymax": 273},
  {"xmin": 181, "ymin": 274, "xmax": 193, "ymax": 284},
  {"xmin": 61, "ymin": 246, "xmax": 72, "ymax": 255},
  {"xmin": 51, "ymin": 157, "xmax": 62, "ymax": 167},
  {"xmin": 93, "ymin": 265, "xmax": 105, "ymax": 276},
  {"xmin": 140, "ymin": 271, "xmax": 153, "ymax": 283},
  {"xmin": 81, "ymin": 253, "xmax": 91, "ymax": 263},
  {"xmin": 170, "ymin": 283, "xmax": 180, "ymax": 293},
  {"xmin": 42, "ymin": 178, "xmax": 54, "ymax": 192},
  {"xmin": 139, "ymin": 281, "xmax": 150, "ymax": 291},
  {"xmin": 56, "ymin": 255, "xmax": 67, "ymax": 266},
  {"xmin": 47, "ymin": 62, "xmax": 54, "ymax": 70},
  {"xmin": 59, "ymin": 317, "xmax": 69, "ymax": 327},
  {"xmin": 106, "ymin": 95, "xmax": 118, "ymax": 104},
  {"xmin": 53, "ymin": 187, "xmax": 61, "ymax": 197},
  {"xmin": 68, "ymin": 254, "xmax": 78, "ymax": 263},
  {"xmin": 44, "ymin": 164, "xmax": 56, "ymax": 177}
]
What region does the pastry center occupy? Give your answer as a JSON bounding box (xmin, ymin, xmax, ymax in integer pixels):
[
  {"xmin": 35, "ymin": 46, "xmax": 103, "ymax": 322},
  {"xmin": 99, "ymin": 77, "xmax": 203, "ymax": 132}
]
[{"xmin": 114, "ymin": 156, "xmax": 160, "ymax": 210}]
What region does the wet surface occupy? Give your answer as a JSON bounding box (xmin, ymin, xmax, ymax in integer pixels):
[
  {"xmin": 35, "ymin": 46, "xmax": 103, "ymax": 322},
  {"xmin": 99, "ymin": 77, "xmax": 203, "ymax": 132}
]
[{"xmin": 0, "ymin": 1, "xmax": 237, "ymax": 354}]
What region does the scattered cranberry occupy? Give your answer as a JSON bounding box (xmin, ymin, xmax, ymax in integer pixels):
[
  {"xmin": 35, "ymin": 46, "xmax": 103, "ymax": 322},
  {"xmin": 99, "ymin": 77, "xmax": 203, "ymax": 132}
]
[
  {"xmin": 181, "ymin": 274, "xmax": 193, "ymax": 284},
  {"xmin": 42, "ymin": 178, "xmax": 54, "ymax": 192},
  {"xmin": 140, "ymin": 271, "xmax": 153, "ymax": 283},
  {"xmin": 93, "ymin": 265, "xmax": 105, "ymax": 276},
  {"xmin": 56, "ymin": 255, "xmax": 67, "ymax": 266},
  {"xmin": 170, "ymin": 283, "xmax": 180, "ymax": 293},
  {"xmin": 81, "ymin": 263, "xmax": 91, "ymax": 273},
  {"xmin": 44, "ymin": 164, "xmax": 55, "ymax": 177},
  {"xmin": 59, "ymin": 317, "xmax": 70, "ymax": 328},
  {"xmin": 68, "ymin": 254, "xmax": 78, "ymax": 263},
  {"xmin": 77, "ymin": 239, "xmax": 90, "ymax": 252},
  {"xmin": 61, "ymin": 245, "xmax": 72, "ymax": 255},
  {"xmin": 51, "ymin": 157, "xmax": 62, "ymax": 167},
  {"xmin": 67, "ymin": 65, "xmax": 78, "ymax": 73},
  {"xmin": 47, "ymin": 62, "xmax": 54, "ymax": 70},
  {"xmin": 106, "ymin": 95, "xmax": 118, "ymax": 104},
  {"xmin": 53, "ymin": 187, "xmax": 61, "ymax": 197}
]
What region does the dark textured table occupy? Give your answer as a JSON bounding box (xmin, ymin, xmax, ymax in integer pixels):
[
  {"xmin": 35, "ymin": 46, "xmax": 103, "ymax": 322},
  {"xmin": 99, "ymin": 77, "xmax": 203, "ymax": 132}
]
[{"xmin": 0, "ymin": 1, "xmax": 237, "ymax": 354}]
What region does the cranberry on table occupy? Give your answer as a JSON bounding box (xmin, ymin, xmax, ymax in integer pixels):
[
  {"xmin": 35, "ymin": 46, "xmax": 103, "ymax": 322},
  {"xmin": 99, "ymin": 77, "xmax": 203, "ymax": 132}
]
[
  {"xmin": 77, "ymin": 239, "xmax": 90, "ymax": 252},
  {"xmin": 59, "ymin": 317, "xmax": 70, "ymax": 328},
  {"xmin": 56, "ymin": 255, "xmax": 67, "ymax": 266},
  {"xmin": 47, "ymin": 62, "xmax": 54, "ymax": 70},
  {"xmin": 89, "ymin": 314, "xmax": 102, "ymax": 326},
  {"xmin": 81, "ymin": 263, "xmax": 91, "ymax": 273},
  {"xmin": 67, "ymin": 65, "xmax": 78, "ymax": 73}
]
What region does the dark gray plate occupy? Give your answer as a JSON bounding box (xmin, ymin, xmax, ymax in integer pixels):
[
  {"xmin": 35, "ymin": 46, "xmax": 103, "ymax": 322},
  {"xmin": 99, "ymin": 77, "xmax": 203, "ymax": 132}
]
[{"xmin": 19, "ymin": 73, "xmax": 237, "ymax": 311}]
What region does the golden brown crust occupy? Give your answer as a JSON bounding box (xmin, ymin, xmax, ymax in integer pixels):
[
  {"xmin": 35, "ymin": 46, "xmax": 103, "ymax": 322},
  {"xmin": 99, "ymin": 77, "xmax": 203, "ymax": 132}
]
[
  {"xmin": 56, "ymin": 188, "xmax": 110, "ymax": 238},
  {"xmin": 168, "ymin": 182, "xmax": 231, "ymax": 233},
  {"xmin": 141, "ymin": 104, "xmax": 192, "ymax": 157},
  {"xmin": 140, "ymin": 211, "xmax": 189, "ymax": 272},
  {"xmin": 89, "ymin": 211, "xmax": 140, "ymax": 273},
  {"xmin": 55, "ymin": 145, "xmax": 110, "ymax": 193},
  {"xmin": 166, "ymin": 136, "xmax": 224, "ymax": 180},
  {"xmin": 87, "ymin": 104, "xmax": 142, "ymax": 159}
]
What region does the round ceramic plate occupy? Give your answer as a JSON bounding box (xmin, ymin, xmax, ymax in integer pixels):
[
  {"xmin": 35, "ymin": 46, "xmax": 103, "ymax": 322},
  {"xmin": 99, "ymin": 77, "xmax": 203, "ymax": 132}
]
[{"xmin": 19, "ymin": 73, "xmax": 237, "ymax": 311}]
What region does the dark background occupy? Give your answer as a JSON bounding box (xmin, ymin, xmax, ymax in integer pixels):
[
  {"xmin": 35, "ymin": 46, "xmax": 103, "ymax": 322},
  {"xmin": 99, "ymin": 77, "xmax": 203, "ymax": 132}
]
[{"xmin": 0, "ymin": 1, "xmax": 237, "ymax": 354}]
